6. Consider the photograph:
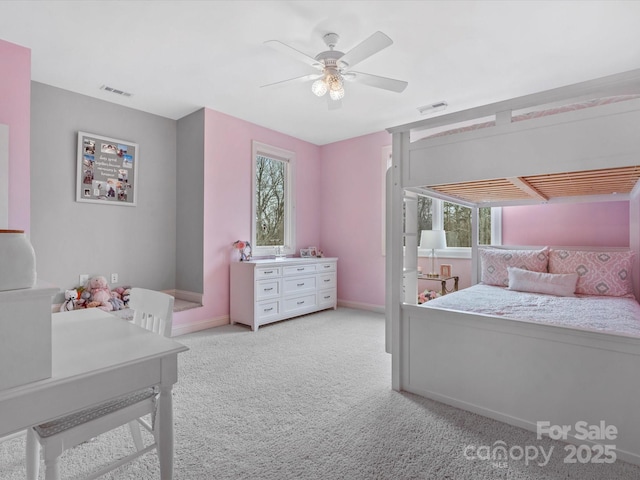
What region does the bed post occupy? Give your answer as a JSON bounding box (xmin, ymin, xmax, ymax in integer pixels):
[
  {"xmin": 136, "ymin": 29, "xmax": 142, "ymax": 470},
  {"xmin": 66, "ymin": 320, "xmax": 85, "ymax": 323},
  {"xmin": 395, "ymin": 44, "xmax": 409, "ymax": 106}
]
[
  {"xmin": 387, "ymin": 131, "xmax": 406, "ymax": 391},
  {"xmin": 471, "ymin": 206, "xmax": 479, "ymax": 285},
  {"xmin": 630, "ymin": 188, "xmax": 640, "ymax": 302}
]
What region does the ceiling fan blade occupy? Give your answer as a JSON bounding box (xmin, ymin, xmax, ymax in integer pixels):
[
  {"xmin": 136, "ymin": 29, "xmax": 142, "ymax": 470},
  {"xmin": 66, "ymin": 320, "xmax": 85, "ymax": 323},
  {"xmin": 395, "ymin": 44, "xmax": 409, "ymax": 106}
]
[
  {"xmin": 347, "ymin": 71, "xmax": 408, "ymax": 93},
  {"xmin": 337, "ymin": 31, "xmax": 393, "ymax": 69},
  {"xmin": 264, "ymin": 40, "xmax": 324, "ymax": 71},
  {"xmin": 261, "ymin": 73, "xmax": 322, "ymax": 89}
]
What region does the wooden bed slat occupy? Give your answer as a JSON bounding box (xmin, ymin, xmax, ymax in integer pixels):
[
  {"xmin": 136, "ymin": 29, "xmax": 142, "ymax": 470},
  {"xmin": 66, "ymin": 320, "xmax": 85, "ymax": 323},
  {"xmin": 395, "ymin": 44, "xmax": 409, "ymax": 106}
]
[{"xmin": 423, "ymin": 166, "xmax": 640, "ymax": 203}]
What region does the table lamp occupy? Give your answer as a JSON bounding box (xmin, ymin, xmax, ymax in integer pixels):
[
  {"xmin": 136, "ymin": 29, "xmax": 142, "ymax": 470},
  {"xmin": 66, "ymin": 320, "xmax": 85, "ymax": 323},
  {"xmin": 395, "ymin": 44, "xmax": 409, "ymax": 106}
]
[{"xmin": 420, "ymin": 230, "xmax": 447, "ymax": 277}]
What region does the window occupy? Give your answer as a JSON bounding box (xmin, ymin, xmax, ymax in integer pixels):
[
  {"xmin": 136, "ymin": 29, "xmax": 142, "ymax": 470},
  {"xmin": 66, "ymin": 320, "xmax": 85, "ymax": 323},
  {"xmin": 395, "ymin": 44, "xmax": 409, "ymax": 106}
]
[
  {"xmin": 417, "ymin": 196, "xmax": 500, "ymax": 257},
  {"xmin": 251, "ymin": 141, "xmax": 295, "ymax": 256}
]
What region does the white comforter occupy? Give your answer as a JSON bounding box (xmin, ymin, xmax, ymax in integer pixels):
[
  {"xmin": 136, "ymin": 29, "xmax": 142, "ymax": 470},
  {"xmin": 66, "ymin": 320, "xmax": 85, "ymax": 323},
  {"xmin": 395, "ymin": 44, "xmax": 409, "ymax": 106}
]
[{"xmin": 422, "ymin": 284, "xmax": 640, "ymax": 337}]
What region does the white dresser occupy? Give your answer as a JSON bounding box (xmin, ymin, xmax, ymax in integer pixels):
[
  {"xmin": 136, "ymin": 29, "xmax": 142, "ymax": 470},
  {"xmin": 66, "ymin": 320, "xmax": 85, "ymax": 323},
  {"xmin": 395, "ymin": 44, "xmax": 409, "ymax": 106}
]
[{"xmin": 230, "ymin": 257, "xmax": 337, "ymax": 331}]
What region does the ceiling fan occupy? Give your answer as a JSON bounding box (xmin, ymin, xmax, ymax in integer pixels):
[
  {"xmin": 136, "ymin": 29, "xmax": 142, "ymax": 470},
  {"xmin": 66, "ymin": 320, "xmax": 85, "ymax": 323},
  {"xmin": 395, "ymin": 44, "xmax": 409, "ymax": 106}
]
[{"xmin": 261, "ymin": 31, "xmax": 408, "ymax": 109}]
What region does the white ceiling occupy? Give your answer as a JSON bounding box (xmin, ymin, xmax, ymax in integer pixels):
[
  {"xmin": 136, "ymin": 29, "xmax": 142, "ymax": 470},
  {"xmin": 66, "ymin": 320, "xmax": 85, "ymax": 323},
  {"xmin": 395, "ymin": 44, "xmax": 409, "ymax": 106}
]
[{"xmin": 1, "ymin": 1, "xmax": 640, "ymax": 146}]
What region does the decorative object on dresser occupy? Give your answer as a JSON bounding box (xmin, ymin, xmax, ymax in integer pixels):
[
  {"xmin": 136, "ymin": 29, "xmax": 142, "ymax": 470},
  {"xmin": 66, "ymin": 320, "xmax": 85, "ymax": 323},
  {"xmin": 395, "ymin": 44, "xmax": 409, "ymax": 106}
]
[
  {"xmin": 232, "ymin": 240, "xmax": 252, "ymax": 261},
  {"xmin": 230, "ymin": 257, "xmax": 337, "ymax": 331}
]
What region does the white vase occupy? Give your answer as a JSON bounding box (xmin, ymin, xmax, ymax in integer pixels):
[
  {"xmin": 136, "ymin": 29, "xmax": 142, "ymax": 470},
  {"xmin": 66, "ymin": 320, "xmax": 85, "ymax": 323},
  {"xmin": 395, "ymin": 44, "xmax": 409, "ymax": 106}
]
[{"xmin": 0, "ymin": 229, "xmax": 37, "ymax": 291}]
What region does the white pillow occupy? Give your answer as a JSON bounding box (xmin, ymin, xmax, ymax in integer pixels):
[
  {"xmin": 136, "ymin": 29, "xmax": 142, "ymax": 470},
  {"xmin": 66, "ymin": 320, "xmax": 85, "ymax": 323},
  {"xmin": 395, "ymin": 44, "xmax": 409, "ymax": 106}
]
[{"xmin": 507, "ymin": 267, "xmax": 578, "ymax": 297}]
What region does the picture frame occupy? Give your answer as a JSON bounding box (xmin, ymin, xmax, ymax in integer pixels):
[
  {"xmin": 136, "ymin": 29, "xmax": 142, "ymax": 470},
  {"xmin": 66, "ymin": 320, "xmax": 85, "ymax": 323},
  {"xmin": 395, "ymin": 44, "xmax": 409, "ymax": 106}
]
[
  {"xmin": 440, "ymin": 264, "xmax": 452, "ymax": 278},
  {"xmin": 76, "ymin": 131, "xmax": 138, "ymax": 206},
  {"xmin": 308, "ymin": 246, "xmax": 318, "ymax": 257},
  {"xmin": 300, "ymin": 248, "xmax": 311, "ymax": 258}
]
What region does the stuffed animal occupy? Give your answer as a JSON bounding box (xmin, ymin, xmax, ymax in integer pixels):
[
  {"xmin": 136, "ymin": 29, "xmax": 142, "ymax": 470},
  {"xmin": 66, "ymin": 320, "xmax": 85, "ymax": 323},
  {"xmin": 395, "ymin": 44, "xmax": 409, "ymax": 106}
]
[
  {"xmin": 59, "ymin": 289, "xmax": 77, "ymax": 312},
  {"xmin": 109, "ymin": 291, "xmax": 125, "ymax": 310},
  {"xmin": 121, "ymin": 287, "xmax": 132, "ymax": 307},
  {"xmin": 87, "ymin": 275, "xmax": 113, "ymax": 311},
  {"xmin": 76, "ymin": 289, "xmax": 91, "ymax": 308}
]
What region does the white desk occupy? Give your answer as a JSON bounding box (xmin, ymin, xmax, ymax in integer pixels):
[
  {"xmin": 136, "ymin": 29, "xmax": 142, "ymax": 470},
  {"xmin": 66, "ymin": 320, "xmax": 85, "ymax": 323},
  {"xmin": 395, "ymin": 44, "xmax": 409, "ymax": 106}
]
[{"xmin": 0, "ymin": 308, "xmax": 189, "ymax": 479}]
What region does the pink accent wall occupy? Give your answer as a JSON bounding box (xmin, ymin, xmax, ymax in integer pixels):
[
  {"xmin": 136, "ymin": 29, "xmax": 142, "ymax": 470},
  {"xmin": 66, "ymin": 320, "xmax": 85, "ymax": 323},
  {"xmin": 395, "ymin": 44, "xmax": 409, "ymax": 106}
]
[
  {"xmin": 0, "ymin": 39, "xmax": 30, "ymax": 231},
  {"xmin": 319, "ymin": 131, "xmax": 391, "ymax": 309},
  {"xmin": 174, "ymin": 108, "xmax": 321, "ymax": 328},
  {"xmin": 502, "ymin": 201, "xmax": 629, "ymax": 247}
]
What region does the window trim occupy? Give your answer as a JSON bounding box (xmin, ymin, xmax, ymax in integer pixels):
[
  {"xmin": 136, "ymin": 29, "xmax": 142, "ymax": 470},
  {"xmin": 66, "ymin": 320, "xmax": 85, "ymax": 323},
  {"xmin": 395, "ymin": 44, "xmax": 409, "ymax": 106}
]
[
  {"xmin": 251, "ymin": 141, "xmax": 296, "ymax": 257},
  {"xmin": 417, "ymin": 198, "xmax": 502, "ymax": 259}
]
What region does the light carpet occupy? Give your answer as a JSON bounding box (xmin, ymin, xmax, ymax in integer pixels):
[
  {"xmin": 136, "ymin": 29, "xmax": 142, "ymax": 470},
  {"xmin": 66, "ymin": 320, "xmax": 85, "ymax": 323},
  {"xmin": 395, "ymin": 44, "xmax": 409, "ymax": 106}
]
[{"xmin": 2, "ymin": 308, "xmax": 639, "ymax": 479}]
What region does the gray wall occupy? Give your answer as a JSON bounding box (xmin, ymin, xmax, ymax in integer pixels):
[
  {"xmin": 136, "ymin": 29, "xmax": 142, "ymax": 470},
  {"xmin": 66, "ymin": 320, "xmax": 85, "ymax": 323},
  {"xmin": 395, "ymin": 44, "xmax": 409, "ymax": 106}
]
[
  {"xmin": 176, "ymin": 109, "xmax": 204, "ymax": 293},
  {"xmin": 30, "ymin": 82, "xmax": 177, "ymax": 299}
]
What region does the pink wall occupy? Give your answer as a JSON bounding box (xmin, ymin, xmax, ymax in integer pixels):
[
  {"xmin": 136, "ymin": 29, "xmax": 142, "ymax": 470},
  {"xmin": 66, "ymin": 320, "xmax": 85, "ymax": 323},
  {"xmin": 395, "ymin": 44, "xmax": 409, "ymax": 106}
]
[
  {"xmin": 319, "ymin": 131, "xmax": 391, "ymax": 310},
  {"xmin": 502, "ymin": 201, "xmax": 629, "ymax": 247},
  {"xmin": 0, "ymin": 39, "xmax": 30, "ymax": 231},
  {"xmin": 174, "ymin": 108, "xmax": 322, "ymax": 328}
]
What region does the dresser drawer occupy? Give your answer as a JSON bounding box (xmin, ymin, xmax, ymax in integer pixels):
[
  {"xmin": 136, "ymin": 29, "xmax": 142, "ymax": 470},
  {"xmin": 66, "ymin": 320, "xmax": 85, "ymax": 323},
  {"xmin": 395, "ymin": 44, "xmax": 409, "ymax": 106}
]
[
  {"xmin": 283, "ymin": 264, "xmax": 317, "ymax": 276},
  {"xmin": 256, "ymin": 299, "xmax": 280, "ymax": 321},
  {"xmin": 256, "ymin": 267, "xmax": 281, "ymax": 279},
  {"xmin": 318, "ymin": 273, "xmax": 336, "ymax": 289},
  {"xmin": 318, "ymin": 289, "xmax": 336, "ymax": 307},
  {"xmin": 283, "ymin": 275, "xmax": 316, "ymax": 294},
  {"xmin": 318, "ymin": 262, "xmax": 336, "ymax": 273},
  {"xmin": 283, "ymin": 294, "xmax": 316, "ymax": 313},
  {"xmin": 256, "ymin": 279, "xmax": 281, "ymax": 300}
]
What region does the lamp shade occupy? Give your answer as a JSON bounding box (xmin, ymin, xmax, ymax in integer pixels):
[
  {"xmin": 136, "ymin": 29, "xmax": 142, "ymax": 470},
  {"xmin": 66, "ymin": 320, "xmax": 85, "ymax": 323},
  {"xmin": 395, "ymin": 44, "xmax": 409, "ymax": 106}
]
[{"xmin": 419, "ymin": 230, "xmax": 447, "ymax": 249}]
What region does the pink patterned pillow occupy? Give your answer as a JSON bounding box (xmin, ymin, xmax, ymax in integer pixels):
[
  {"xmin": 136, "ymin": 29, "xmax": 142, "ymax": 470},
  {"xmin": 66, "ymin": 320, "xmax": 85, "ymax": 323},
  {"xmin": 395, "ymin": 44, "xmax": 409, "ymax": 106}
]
[
  {"xmin": 480, "ymin": 247, "xmax": 549, "ymax": 287},
  {"xmin": 548, "ymin": 249, "xmax": 634, "ymax": 297}
]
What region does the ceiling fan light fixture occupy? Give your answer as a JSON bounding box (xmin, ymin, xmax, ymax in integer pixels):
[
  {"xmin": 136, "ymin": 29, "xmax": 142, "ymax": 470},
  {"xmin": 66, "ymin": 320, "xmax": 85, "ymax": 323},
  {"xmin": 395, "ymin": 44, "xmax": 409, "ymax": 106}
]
[
  {"xmin": 311, "ymin": 79, "xmax": 327, "ymax": 97},
  {"xmin": 329, "ymin": 87, "xmax": 345, "ymax": 101}
]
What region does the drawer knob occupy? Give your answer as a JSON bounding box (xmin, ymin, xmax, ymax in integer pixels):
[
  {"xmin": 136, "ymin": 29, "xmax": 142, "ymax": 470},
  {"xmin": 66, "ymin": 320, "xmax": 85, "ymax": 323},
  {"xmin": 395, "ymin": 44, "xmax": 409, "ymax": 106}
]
[
  {"xmin": 324, "ymin": 295, "xmax": 331, "ymax": 299},
  {"xmin": 297, "ymin": 300, "xmax": 305, "ymax": 305},
  {"xmin": 297, "ymin": 267, "xmax": 304, "ymax": 271},
  {"xmin": 324, "ymin": 279, "xmax": 330, "ymax": 282},
  {"xmin": 264, "ymin": 307, "xmax": 273, "ymax": 312},
  {"xmin": 264, "ymin": 287, "xmax": 273, "ymax": 291},
  {"xmin": 264, "ymin": 270, "xmax": 273, "ymax": 274},
  {"xmin": 324, "ymin": 265, "xmax": 330, "ymax": 268},
  {"xmin": 297, "ymin": 283, "xmax": 304, "ymax": 287}
]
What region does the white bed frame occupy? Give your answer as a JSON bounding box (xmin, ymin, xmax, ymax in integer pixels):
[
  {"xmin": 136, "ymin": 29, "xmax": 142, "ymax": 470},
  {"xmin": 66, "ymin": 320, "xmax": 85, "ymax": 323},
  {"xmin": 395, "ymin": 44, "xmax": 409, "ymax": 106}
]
[{"xmin": 385, "ymin": 69, "xmax": 640, "ymax": 465}]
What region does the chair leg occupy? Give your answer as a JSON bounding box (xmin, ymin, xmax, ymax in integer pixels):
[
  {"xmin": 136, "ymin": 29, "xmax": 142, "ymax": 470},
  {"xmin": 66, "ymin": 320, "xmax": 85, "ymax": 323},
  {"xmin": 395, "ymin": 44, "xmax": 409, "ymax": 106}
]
[
  {"xmin": 26, "ymin": 429, "xmax": 40, "ymax": 480},
  {"xmin": 128, "ymin": 420, "xmax": 144, "ymax": 451}
]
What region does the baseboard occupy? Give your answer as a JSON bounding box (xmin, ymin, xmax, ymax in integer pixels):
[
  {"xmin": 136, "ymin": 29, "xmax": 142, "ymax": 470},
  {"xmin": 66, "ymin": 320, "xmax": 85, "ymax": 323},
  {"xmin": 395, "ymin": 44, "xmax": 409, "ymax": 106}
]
[
  {"xmin": 337, "ymin": 300, "xmax": 385, "ymax": 314},
  {"xmin": 172, "ymin": 314, "xmax": 229, "ymax": 337}
]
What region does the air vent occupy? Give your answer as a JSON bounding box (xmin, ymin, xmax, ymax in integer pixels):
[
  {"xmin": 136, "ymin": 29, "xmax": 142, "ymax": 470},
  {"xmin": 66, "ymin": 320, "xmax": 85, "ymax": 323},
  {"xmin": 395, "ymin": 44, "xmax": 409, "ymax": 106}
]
[
  {"xmin": 100, "ymin": 85, "xmax": 133, "ymax": 97},
  {"xmin": 418, "ymin": 101, "xmax": 448, "ymax": 115}
]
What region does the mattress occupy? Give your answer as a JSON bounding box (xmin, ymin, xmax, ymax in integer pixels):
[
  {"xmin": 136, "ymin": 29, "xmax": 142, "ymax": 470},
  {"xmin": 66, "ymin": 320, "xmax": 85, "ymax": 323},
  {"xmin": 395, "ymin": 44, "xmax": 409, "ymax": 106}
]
[{"xmin": 421, "ymin": 284, "xmax": 640, "ymax": 338}]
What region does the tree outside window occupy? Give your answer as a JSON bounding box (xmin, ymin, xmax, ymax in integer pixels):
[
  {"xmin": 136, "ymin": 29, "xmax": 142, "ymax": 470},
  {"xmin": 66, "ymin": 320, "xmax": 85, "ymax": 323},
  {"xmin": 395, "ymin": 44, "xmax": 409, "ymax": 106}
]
[
  {"xmin": 251, "ymin": 141, "xmax": 295, "ymax": 256},
  {"xmin": 255, "ymin": 155, "xmax": 285, "ymax": 246},
  {"xmin": 417, "ymin": 196, "xmax": 492, "ymax": 247}
]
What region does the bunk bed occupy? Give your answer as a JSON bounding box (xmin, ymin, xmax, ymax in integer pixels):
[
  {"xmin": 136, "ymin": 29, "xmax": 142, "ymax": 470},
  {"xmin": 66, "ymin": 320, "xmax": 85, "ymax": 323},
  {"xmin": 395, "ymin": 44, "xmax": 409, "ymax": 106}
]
[{"xmin": 385, "ymin": 69, "xmax": 640, "ymax": 466}]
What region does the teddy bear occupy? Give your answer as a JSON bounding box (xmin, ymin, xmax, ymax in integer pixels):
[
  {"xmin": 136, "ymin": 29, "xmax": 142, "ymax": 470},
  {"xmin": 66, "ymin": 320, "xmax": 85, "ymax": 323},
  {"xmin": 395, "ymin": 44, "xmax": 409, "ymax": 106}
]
[
  {"xmin": 87, "ymin": 275, "xmax": 113, "ymax": 311},
  {"xmin": 59, "ymin": 289, "xmax": 77, "ymax": 312}
]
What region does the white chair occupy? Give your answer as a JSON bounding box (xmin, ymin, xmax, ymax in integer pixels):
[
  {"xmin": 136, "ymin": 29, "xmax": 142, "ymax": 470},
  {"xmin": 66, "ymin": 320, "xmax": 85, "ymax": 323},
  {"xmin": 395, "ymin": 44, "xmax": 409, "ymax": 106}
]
[{"xmin": 26, "ymin": 288, "xmax": 175, "ymax": 480}]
